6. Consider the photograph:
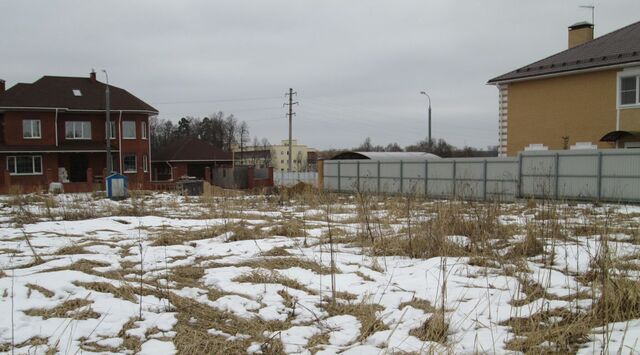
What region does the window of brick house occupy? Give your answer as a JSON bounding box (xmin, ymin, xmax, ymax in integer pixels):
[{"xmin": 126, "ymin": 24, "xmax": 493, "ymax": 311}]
[
  {"xmin": 7, "ymin": 156, "xmax": 42, "ymax": 175},
  {"xmin": 23, "ymin": 119, "xmax": 41, "ymax": 139},
  {"xmin": 123, "ymin": 121, "xmax": 136, "ymax": 139},
  {"xmin": 141, "ymin": 121, "xmax": 148, "ymax": 139},
  {"xmin": 123, "ymin": 154, "xmax": 137, "ymax": 172},
  {"xmin": 65, "ymin": 121, "xmax": 91, "ymax": 139},
  {"xmin": 143, "ymin": 155, "xmax": 148, "ymax": 172}
]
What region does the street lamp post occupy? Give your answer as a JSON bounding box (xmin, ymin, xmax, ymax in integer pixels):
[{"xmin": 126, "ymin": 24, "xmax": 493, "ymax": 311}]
[
  {"xmin": 420, "ymin": 91, "xmax": 432, "ymax": 150},
  {"xmin": 102, "ymin": 70, "xmax": 112, "ymax": 175}
]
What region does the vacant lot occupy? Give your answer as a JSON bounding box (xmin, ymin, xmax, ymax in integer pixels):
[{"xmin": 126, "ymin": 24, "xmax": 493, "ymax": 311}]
[{"xmin": 0, "ymin": 189, "xmax": 639, "ymax": 354}]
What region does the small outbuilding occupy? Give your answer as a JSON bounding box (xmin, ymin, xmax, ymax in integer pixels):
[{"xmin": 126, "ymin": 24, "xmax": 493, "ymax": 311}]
[{"xmin": 151, "ymin": 137, "xmax": 232, "ymax": 181}]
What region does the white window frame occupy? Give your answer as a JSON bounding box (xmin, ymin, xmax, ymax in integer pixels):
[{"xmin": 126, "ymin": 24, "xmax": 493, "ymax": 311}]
[
  {"xmin": 7, "ymin": 155, "xmax": 43, "ymax": 175},
  {"xmin": 65, "ymin": 121, "xmax": 91, "ymax": 140},
  {"xmin": 123, "ymin": 121, "xmax": 136, "ymax": 139},
  {"xmin": 141, "ymin": 121, "xmax": 147, "ymax": 139},
  {"xmin": 143, "ymin": 154, "xmax": 148, "ymax": 172},
  {"xmin": 106, "ymin": 121, "xmax": 116, "ymax": 139},
  {"xmin": 617, "ymin": 68, "xmax": 640, "ymax": 108},
  {"xmin": 22, "ymin": 119, "xmax": 41, "ymax": 139},
  {"xmin": 123, "ymin": 154, "xmax": 137, "ymax": 173}
]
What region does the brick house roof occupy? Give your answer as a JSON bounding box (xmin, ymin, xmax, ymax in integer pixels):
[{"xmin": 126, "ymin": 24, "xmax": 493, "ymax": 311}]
[
  {"xmin": 0, "ymin": 75, "xmax": 158, "ymax": 113},
  {"xmin": 488, "ymin": 20, "xmax": 640, "ymax": 84},
  {"xmin": 152, "ymin": 137, "xmax": 232, "ymax": 162}
]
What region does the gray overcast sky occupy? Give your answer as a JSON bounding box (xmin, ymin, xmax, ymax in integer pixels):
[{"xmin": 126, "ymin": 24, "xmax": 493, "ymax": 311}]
[{"xmin": 1, "ymin": 1, "xmax": 639, "ymax": 150}]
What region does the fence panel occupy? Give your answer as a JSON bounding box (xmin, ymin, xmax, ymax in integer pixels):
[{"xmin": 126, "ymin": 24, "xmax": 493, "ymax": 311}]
[{"xmin": 274, "ymin": 171, "xmax": 318, "ymax": 187}]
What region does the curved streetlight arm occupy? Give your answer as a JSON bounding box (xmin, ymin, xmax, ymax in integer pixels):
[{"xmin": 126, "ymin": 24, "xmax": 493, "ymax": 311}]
[{"xmin": 420, "ymin": 91, "xmax": 432, "ymax": 148}]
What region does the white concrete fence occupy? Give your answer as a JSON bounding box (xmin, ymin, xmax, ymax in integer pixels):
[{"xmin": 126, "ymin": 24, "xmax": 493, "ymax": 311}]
[{"xmin": 322, "ymin": 149, "xmax": 640, "ymax": 202}]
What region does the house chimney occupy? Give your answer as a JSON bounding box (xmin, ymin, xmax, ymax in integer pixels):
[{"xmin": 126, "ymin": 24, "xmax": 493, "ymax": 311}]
[
  {"xmin": 568, "ymin": 21, "xmax": 594, "ymax": 49},
  {"xmin": 0, "ymin": 79, "xmax": 5, "ymax": 93},
  {"xmin": 90, "ymin": 70, "xmax": 97, "ymax": 83}
]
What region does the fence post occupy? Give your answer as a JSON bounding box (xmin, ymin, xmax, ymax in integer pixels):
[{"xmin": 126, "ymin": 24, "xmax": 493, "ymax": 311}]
[
  {"xmin": 377, "ymin": 161, "xmax": 381, "ymax": 194},
  {"xmin": 452, "ymin": 161, "xmax": 457, "ymax": 197},
  {"xmin": 597, "ymin": 152, "xmax": 603, "ymax": 201},
  {"xmin": 517, "ymin": 154, "xmax": 523, "ymax": 199},
  {"xmin": 356, "ymin": 161, "xmax": 360, "ymax": 191},
  {"xmin": 337, "ymin": 161, "xmax": 341, "ymax": 193},
  {"xmin": 554, "ymin": 153, "xmax": 560, "ymax": 200},
  {"xmin": 399, "ymin": 161, "xmax": 404, "ymax": 195},
  {"xmin": 483, "ymin": 159, "xmax": 488, "ymax": 201},
  {"xmin": 424, "ymin": 160, "xmax": 428, "ymax": 197}
]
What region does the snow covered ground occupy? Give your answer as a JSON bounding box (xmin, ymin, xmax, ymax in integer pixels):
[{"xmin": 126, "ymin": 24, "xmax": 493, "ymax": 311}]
[{"xmin": 0, "ymin": 191, "xmax": 639, "ymax": 354}]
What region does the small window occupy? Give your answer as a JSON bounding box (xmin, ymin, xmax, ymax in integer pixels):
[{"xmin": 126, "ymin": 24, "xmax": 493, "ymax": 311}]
[
  {"xmin": 72, "ymin": 89, "xmax": 82, "ymax": 97},
  {"xmin": 7, "ymin": 156, "xmax": 42, "ymax": 175},
  {"xmin": 123, "ymin": 154, "xmax": 137, "ymax": 172},
  {"xmin": 141, "ymin": 121, "xmax": 147, "ymax": 139},
  {"xmin": 106, "ymin": 121, "xmax": 116, "ymax": 139},
  {"xmin": 143, "ymin": 155, "xmax": 148, "ymax": 172},
  {"xmin": 620, "ymin": 76, "xmax": 639, "ymax": 105},
  {"xmin": 123, "ymin": 121, "xmax": 136, "ymax": 139},
  {"xmin": 65, "ymin": 121, "xmax": 91, "ymax": 139},
  {"xmin": 23, "ymin": 119, "xmax": 41, "ymax": 139}
]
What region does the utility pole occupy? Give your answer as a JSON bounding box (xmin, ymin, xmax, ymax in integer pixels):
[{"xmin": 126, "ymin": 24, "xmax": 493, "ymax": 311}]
[
  {"xmin": 284, "ymin": 88, "xmax": 298, "ymax": 172},
  {"xmin": 102, "ymin": 69, "xmax": 112, "ymax": 174}
]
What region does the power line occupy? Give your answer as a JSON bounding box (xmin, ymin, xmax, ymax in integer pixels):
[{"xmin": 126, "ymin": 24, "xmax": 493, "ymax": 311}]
[{"xmin": 154, "ymin": 95, "xmax": 282, "ymax": 105}]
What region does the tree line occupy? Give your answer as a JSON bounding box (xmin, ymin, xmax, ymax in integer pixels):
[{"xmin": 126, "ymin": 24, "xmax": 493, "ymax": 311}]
[
  {"xmin": 150, "ymin": 112, "xmax": 270, "ymax": 153},
  {"xmin": 349, "ymin": 136, "xmax": 498, "ymax": 158}
]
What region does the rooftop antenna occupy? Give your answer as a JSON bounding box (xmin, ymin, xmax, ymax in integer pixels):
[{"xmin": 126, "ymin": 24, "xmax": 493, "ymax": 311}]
[{"xmin": 580, "ymin": 4, "xmax": 595, "ymax": 27}]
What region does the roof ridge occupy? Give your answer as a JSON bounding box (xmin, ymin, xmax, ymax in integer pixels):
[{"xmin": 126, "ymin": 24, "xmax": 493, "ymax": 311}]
[{"xmin": 488, "ymin": 19, "xmax": 640, "ymax": 84}]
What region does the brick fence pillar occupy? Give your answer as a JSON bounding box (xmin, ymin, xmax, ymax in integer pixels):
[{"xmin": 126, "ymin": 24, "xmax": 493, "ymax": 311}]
[
  {"xmin": 86, "ymin": 168, "xmax": 93, "ymax": 190},
  {"xmin": 267, "ymin": 167, "xmax": 274, "ymax": 187},
  {"xmin": 317, "ymin": 160, "xmax": 324, "ymax": 190},
  {"xmin": 205, "ymin": 166, "xmax": 211, "ymax": 184},
  {"xmin": 247, "ymin": 166, "xmax": 255, "ymax": 190}
]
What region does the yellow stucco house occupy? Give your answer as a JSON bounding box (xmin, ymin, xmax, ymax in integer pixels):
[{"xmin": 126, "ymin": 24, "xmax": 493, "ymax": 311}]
[{"xmin": 488, "ymin": 20, "xmax": 640, "ymax": 156}]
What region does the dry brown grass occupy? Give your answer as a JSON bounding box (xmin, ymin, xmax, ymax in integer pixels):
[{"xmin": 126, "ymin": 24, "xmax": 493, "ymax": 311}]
[
  {"xmin": 225, "ymin": 222, "xmax": 264, "ymax": 242},
  {"xmin": 502, "ymin": 309, "xmax": 591, "ymax": 354},
  {"xmin": 324, "ymin": 301, "xmax": 387, "ymax": 342},
  {"xmin": 593, "ymin": 277, "xmax": 640, "ymax": 323},
  {"xmin": 235, "ymin": 257, "xmax": 332, "ymax": 275},
  {"xmin": 55, "ymin": 244, "xmax": 92, "ymax": 255},
  {"xmin": 73, "ymin": 281, "xmax": 136, "ymax": 302},
  {"xmin": 270, "ymin": 218, "xmax": 305, "ymax": 238},
  {"xmin": 399, "ymin": 297, "xmax": 436, "ymax": 313},
  {"xmin": 24, "ymin": 298, "xmax": 100, "ymax": 320},
  {"xmin": 151, "ymin": 226, "xmax": 219, "ymax": 246},
  {"xmin": 260, "ymin": 246, "xmax": 293, "ymax": 257},
  {"xmin": 26, "ymin": 283, "xmax": 54, "ymax": 298},
  {"xmin": 409, "ymin": 311, "xmax": 449, "ymax": 344},
  {"xmin": 233, "ymin": 270, "xmax": 318, "ymax": 295}
]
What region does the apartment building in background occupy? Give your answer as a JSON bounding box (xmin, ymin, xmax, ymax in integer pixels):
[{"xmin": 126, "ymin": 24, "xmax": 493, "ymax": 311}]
[{"xmin": 234, "ymin": 139, "xmax": 318, "ymax": 172}]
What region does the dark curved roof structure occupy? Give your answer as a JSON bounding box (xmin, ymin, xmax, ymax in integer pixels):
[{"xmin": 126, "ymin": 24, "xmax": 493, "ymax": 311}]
[{"xmin": 330, "ymin": 151, "xmax": 440, "ymax": 161}]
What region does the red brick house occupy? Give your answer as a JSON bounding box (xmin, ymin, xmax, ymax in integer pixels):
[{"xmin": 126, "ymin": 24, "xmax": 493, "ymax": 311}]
[{"xmin": 0, "ymin": 72, "xmax": 158, "ymax": 193}]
